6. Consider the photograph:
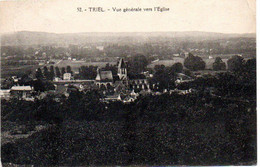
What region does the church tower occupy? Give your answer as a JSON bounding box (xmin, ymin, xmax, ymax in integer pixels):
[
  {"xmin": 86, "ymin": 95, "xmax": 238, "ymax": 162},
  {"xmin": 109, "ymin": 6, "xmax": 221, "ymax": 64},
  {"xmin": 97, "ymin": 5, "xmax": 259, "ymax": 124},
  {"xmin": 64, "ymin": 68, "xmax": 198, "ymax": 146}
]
[
  {"xmin": 117, "ymin": 58, "xmax": 127, "ymax": 80},
  {"xmin": 95, "ymin": 67, "xmax": 101, "ymax": 81}
]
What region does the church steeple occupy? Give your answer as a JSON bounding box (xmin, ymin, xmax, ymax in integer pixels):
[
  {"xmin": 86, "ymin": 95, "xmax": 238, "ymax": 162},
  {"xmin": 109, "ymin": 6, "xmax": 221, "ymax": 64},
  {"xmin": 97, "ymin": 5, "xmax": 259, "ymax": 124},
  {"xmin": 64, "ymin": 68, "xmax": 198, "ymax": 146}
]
[
  {"xmin": 118, "ymin": 58, "xmax": 127, "ymax": 79},
  {"xmin": 95, "ymin": 67, "xmax": 101, "ymax": 81}
]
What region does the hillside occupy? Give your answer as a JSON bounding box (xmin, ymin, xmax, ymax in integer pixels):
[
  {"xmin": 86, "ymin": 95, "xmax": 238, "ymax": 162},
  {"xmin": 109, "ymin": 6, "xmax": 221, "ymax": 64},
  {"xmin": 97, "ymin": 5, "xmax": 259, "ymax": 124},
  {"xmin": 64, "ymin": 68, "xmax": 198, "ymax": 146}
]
[{"xmin": 0, "ymin": 31, "xmax": 256, "ymax": 46}]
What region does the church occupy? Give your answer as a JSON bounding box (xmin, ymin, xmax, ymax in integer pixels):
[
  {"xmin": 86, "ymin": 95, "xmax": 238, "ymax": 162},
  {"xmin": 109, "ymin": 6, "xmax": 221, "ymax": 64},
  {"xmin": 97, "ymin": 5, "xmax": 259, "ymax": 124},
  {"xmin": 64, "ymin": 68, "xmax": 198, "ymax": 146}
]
[{"xmin": 95, "ymin": 58, "xmax": 150, "ymax": 92}]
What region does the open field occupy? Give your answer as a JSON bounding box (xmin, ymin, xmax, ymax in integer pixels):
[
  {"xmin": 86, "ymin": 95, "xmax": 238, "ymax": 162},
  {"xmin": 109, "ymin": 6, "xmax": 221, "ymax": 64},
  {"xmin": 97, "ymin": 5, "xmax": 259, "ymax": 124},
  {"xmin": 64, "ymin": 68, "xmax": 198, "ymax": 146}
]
[
  {"xmin": 1, "ymin": 60, "xmax": 117, "ymax": 78},
  {"xmin": 147, "ymin": 57, "xmax": 229, "ymax": 70},
  {"xmin": 50, "ymin": 60, "xmax": 117, "ymax": 72},
  {"xmin": 1, "ymin": 65, "xmax": 41, "ymax": 78},
  {"xmin": 1, "ymin": 54, "xmax": 254, "ymax": 78},
  {"xmin": 148, "ymin": 56, "xmax": 252, "ymax": 70}
]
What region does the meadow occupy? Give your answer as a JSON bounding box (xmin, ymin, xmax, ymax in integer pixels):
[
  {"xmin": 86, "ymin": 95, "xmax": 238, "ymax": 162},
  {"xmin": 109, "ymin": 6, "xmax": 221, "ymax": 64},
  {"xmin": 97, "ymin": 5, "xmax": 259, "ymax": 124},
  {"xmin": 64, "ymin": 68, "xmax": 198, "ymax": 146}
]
[{"xmin": 51, "ymin": 60, "xmax": 117, "ymax": 72}]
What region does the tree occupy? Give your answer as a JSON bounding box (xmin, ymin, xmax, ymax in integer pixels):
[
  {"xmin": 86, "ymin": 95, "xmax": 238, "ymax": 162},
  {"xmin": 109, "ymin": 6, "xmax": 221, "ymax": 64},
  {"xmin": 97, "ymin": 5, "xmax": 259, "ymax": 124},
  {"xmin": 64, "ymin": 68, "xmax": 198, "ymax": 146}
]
[
  {"xmin": 184, "ymin": 53, "xmax": 205, "ymax": 71},
  {"xmin": 171, "ymin": 63, "xmax": 183, "ymax": 73},
  {"xmin": 61, "ymin": 67, "xmax": 66, "ymax": 76},
  {"xmin": 66, "ymin": 66, "xmax": 72, "ymax": 74},
  {"xmin": 244, "ymin": 58, "xmax": 256, "ymax": 71},
  {"xmin": 18, "ymin": 74, "xmax": 33, "ymax": 86},
  {"xmin": 33, "ymin": 79, "xmax": 45, "ymax": 92},
  {"xmin": 43, "ymin": 66, "xmax": 49, "ymax": 79},
  {"xmin": 103, "ymin": 63, "xmax": 117, "ymax": 75},
  {"xmin": 35, "ymin": 68, "xmax": 43, "ymax": 79},
  {"xmin": 55, "ymin": 66, "xmax": 61, "ymax": 78},
  {"xmin": 213, "ymin": 57, "xmax": 226, "ymax": 71},
  {"xmin": 128, "ymin": 54, "xmax": 149, "ymax": 74},
  {"xmin": 1, "ymin": 77, "xmax": 14, "ymax": 89},
  {"xmin": 49, "ymin": 66, "xmax": 55, "ymax": 80},
  {"xmin": 184, "ymin": 69, "xmax": 192, "ymax": 77},
  {"xmin": 168, "ymin": 66, "xmax": 177, "ymax": 89},
  {"xmin": 227, "ymin": 55, "xmax": 244, "ymax": 72},
  {"xmin": 79, "ymin": 66, "xmax": 97, "ymax": 79},
  {"xmin": 152, "ymin": 65, "xmax": 175, "ymax": 91}
]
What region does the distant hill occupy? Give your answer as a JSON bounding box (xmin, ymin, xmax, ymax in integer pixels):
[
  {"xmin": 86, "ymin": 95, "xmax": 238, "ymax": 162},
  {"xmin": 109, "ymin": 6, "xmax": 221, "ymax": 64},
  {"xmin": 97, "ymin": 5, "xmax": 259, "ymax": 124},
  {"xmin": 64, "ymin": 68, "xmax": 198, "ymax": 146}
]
[{"xmin": 0, "ymin": 31, "xmax": 256, "ymax": 46}]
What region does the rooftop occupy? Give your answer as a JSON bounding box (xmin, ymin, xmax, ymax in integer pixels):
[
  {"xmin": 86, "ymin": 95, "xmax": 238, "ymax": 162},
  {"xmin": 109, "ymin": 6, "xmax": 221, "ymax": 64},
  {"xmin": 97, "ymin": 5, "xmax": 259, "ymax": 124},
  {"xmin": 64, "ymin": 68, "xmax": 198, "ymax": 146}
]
[
  {"xmin": 96, "ymin": 71, "xmax": 113, "ymax": 81},
  {"xmin": 11, "ymin": 86, "xmax": 32, "ymax": 91},
  {"xmin": 118, "ymin": 58, "xmax": 127, "ymax": 69}
]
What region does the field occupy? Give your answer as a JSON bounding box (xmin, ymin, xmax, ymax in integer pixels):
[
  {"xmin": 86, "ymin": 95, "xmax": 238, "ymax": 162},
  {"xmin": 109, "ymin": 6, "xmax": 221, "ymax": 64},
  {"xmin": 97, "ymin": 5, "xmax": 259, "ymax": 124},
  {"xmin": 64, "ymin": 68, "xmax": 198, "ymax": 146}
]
[
  {"xmin": 1, "ymin": 60, "xmax": 117, "ymax": 78},
  {"xmin": 1, "ymin": 54, "xmax": 253, "ymax": 79},
  {"xmin": 147, "ymin": 57, "xmax": 229, "ymax": 70},
  {"xmin": 50, "ymin": 60, "xmax": 117, "ymax": 72},
  {"xmin": 1, "ymin": 65, "xmax": 41, "ymax": 78}
]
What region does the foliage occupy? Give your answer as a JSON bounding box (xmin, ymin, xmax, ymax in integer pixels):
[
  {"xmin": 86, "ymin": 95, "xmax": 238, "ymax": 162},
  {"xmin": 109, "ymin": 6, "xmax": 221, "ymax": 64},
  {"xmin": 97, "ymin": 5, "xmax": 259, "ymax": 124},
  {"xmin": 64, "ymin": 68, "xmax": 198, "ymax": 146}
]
[
  {"xmin": 127, "ymin": 54, "xmax": 149, "ymax": 74},
  {"xmin": 61, "ymin": 67, "xmax": 66, "ymax": 76},
  {"xmin": 32, "ymin": 79, "xmax": 55, "ymax": 92},
  {"xmin": 1, "ymin": 77, "xmax": 15, "ymax": 89},
  {"xmin": 227, "ymin": 55, "xmax": 244, "ymax": 72},
  {"xmin": 78, "ymin": 66, "xmax": 97, "ymax": 79},
  {"xmin": 103, "ymin": 63, "xmax": 117, "ymax": 75},
  {"xmin": 213, "ymin": 57, "xmax": 226, "ymax": 71},
  {"xmin": 35, "ymin": 68, "xmax": 43, "ymax": 79},
  {"xmin": 43, "ymin": 66, "xmax": 49, "ymax": 79},
  {"xmin": 55, "ymin": 66, "xmax": 61, "ymax": 78},
  {"xmin": 1, "ymin": 90, "xmax": 256, "ymax": 165},
  {"xmin": 49, "ymin": 66, "xmax": 55, "ymax": 80},
  {"xmin": 151, "ymin": 65, "xmax": 176, "ymax": 91},
  {"xmin": 171, "ymin": 62, "xmax": 183, "ymax": 73},
  {"xmin": 244, "ymin": 58, "xmax": 256, "ymax": 71},
  {"xmin": 66, "ymin": 66, "xmax": 72, "ymax": 74},
  {"xmin": 1, "ymin": 59, "xmax": 256, "ymax": 166},
  {"xmin": 183, "ymin": 69, "xmax": 192, "ymax": 77},
  {"xmin": 184, "ymin": 53, "xmax": 206, "ymax": 71}
]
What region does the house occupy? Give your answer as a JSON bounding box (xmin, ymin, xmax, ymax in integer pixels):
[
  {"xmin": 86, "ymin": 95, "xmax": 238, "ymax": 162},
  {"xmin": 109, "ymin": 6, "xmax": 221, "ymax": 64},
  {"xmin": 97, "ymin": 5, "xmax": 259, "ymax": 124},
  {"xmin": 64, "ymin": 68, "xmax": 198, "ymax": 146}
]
[
  {"xmin": 122, "ymin": 96, "xmax": 136, "ymax": 103},
  {"xmin": 53, "ymin": 77, "xmax": 62, "ymax": 81},
  {"xmin": 11, "ymin": 76, "xmax": 19, "ymax": 82},
  {"xmin": 175, "ymin": 73, "xmax": 193, "ymax": 84},
  {"xmin": 10, "ymin": 86, "xmax": 34, "ymax": 100},
  {"xmin": 95, "ymin": 68, "xmax": 114, "ymax": 88},
  {"xmin": 0, "ymin": 89, "xmax": 10, "ymax": 100},
  {"xmin": 95, "ymin": 58, "xmax": 149, "ymax": 92},
  {"xmin": 170, "ymin": 88, "xmax": 195, "ymax": 95},
  {"xmin": 102, "ymin": 94, "xmax": 121, "ymax": 102},
  {"xmin": 93, "ymin": 58, "xmax": 151, "ymax": 102},
  {"xmin": 63, "ymin": 73, "xmax": 72, "ymax": 80}
]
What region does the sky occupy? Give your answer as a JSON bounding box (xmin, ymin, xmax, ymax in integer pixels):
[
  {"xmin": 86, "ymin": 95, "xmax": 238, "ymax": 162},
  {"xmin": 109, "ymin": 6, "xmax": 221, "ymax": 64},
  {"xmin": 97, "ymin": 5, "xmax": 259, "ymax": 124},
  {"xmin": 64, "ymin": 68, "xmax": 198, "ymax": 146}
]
[{"xmin": 0, "ymin": 0, "xmax": 256, "ymax": 34}]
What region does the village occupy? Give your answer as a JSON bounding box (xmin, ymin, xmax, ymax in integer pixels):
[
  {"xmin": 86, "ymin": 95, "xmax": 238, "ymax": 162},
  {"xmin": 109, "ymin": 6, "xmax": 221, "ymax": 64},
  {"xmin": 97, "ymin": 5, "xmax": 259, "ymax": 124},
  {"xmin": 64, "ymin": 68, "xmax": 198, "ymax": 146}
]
[{"xmin": 0, "ymin": 57, "xmax": 197, "ymax": 103}]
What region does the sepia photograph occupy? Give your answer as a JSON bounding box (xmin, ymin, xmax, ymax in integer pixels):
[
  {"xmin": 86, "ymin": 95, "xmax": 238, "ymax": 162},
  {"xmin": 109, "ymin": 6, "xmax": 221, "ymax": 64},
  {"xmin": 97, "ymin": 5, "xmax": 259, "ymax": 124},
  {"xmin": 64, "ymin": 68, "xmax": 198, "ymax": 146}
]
[{"xmin": 0, "ymin": 0, "xmax": 257, "ymax": 166}]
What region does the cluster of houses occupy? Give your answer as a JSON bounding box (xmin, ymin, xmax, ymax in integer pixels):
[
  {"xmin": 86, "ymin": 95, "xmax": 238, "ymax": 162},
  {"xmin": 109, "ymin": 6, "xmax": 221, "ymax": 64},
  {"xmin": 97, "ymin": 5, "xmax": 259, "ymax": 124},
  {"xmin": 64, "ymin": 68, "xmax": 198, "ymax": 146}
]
[
  {"xmin": 1, "ymin": 58, "xmax": 195, "ymax": 103},
  {"xmin": 52, "ymin": 59, "xmax": 152, "ymax": 103},
  {"xmin": 0, "ymin": 85, "xmax": 34, "ymax": 101}
]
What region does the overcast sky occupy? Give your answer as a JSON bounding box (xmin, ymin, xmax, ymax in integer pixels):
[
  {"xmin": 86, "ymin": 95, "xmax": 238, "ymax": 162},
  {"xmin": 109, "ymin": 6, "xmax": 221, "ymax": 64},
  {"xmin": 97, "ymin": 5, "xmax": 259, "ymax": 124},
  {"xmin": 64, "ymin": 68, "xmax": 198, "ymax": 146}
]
[{"xmin": 0, "ymin": 0, "xmax": 256, "ymax": 34}]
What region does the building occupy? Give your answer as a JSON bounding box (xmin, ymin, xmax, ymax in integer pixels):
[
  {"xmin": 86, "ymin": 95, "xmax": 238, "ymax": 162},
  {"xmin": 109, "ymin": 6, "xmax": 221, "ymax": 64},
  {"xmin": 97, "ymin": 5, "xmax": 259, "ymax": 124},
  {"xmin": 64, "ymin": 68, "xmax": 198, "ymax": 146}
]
[
  {"xmin": 63, "ymin": 73, "xmax": 72, "ymax": 80},
  {"xmin": 0, "ymin": 89, "xmax": 11, "ymax": 100},
  {"xmin": 175, "ymin": 73, "xmax": 193, "ymax": 84},
  {"xmin": 95, "ymin": 58, "xmax": 149, "ymax": 92},
  {"xmin": 117, "ymin": 58, "xmax": 127, "ymax": 80},
  {"xmin": 102, "ymin": 94, "xmax": 121, "ymax": 102},
  {"xmin": 95, "ymin": 68, "xmax": 114, "ymax": 88},
  {"xmin": 10, "ymin": 86, "xmax": 34, "ymax": 100}
]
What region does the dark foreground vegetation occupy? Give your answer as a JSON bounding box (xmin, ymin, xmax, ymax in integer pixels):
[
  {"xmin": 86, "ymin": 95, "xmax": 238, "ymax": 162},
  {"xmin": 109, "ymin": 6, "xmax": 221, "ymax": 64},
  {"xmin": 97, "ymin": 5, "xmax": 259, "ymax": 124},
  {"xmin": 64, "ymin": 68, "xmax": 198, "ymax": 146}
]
[{"xmin": 1, "ymin": 66, "xmax": 256, "ymax": 166}]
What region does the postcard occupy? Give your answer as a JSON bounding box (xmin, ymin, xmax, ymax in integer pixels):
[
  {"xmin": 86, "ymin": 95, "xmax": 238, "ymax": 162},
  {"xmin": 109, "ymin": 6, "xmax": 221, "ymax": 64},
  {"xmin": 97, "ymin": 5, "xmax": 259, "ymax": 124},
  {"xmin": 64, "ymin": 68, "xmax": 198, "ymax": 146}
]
[{"xmin": 0, "ymin": 0, "xmax": 256, "ymax": 166}]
